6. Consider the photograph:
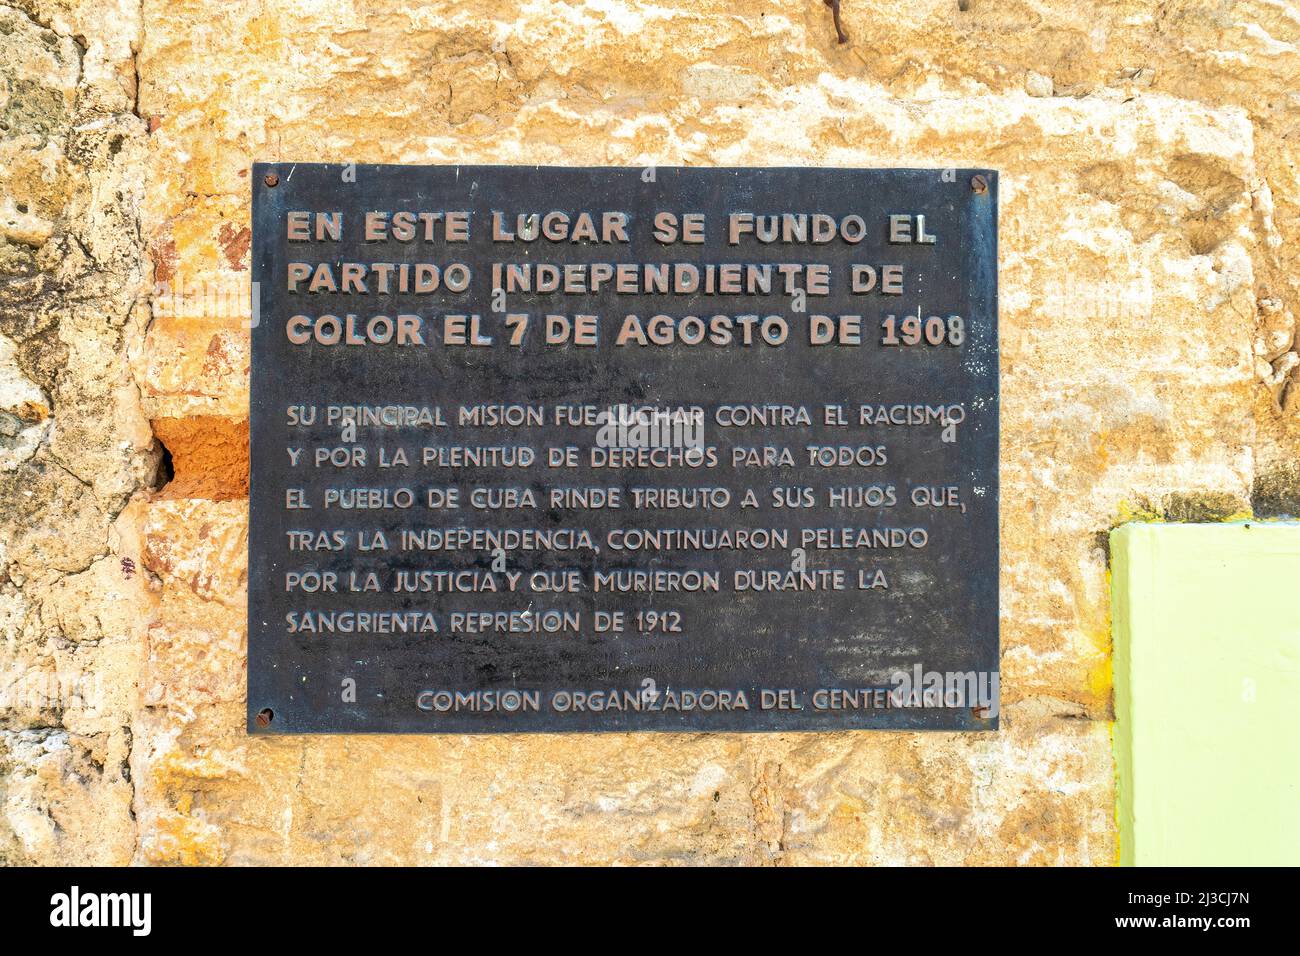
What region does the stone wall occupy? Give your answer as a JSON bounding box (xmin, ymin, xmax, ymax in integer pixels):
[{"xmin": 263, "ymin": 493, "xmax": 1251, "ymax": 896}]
[{"xmin": 2, "ymin": 0, "xmax": 1296, "ymax": 865}]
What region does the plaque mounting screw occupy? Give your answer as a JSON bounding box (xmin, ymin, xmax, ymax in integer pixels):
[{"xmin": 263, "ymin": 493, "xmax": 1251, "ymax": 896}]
[
  {"xmin": 970, "ymin": 174, "xmax": 988, "ymax": 194},
  {"xmin": 263, "ymin": 173, "xmax": 279, "ymax": 187},
  {"xmin": 255, "ymin": 707, "xmax": 274, "ymax": 728}
]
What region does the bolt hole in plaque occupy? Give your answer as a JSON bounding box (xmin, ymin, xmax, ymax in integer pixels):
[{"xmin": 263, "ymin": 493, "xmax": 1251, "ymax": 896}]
[{"xmin": 248, "ymin": 165, "xmax": 998, "ymax": 734}]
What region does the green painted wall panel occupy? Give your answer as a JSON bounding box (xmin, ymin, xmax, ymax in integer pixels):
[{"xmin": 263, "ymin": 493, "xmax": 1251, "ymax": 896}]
[{"xmin": 1112, "ymin": 522, "xmax": 1300, "ymax": 866}]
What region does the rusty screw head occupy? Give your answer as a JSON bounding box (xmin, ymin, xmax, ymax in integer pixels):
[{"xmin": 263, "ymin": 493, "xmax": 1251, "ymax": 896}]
[
  {"xmin": 263, "ymin": 172, "xmax": 279, "ymax": 187},
  {"xmin": 971, "ymin": 174, "xmax": 988, "ymax": 194},
  {"xmin": 255, "ymin": 707, "xmax": 274, "ymax": 728}
]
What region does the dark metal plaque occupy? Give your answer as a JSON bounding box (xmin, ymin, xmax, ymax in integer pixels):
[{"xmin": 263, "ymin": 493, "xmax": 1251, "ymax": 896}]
[{"xmin": 248, "ymin": 164, "xmax": 998, "ymax": 733}]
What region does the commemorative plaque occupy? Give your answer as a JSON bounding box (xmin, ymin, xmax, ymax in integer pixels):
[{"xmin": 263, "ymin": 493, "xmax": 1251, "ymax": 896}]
[{"xmin": 248, "ymin": 164, "xmax": 998, "ymax": 733}]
